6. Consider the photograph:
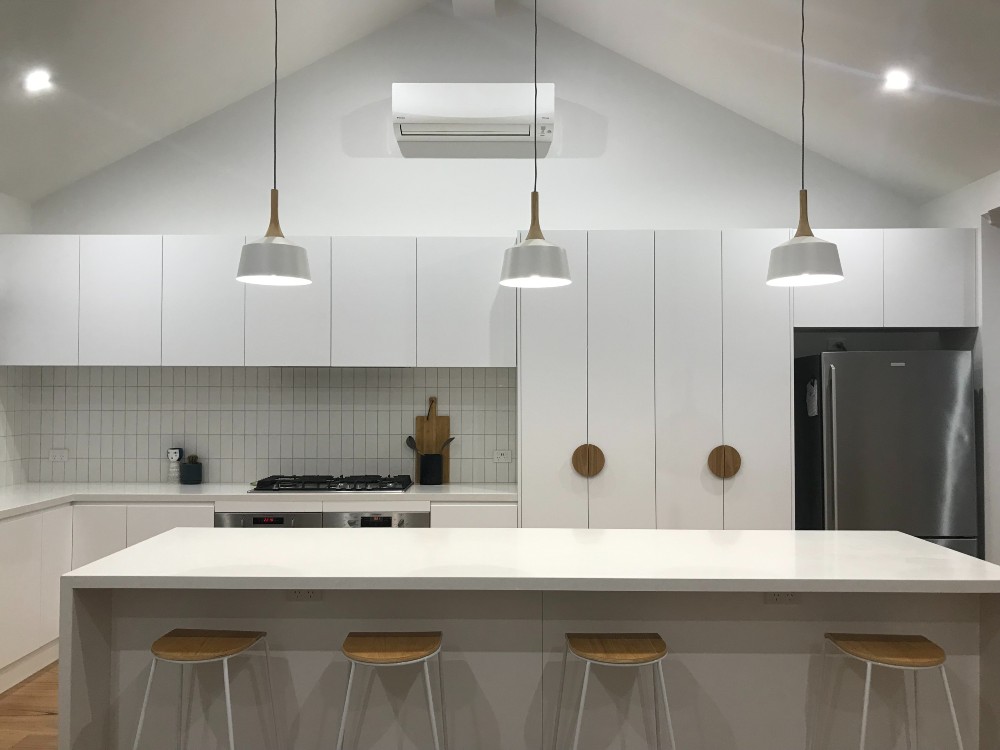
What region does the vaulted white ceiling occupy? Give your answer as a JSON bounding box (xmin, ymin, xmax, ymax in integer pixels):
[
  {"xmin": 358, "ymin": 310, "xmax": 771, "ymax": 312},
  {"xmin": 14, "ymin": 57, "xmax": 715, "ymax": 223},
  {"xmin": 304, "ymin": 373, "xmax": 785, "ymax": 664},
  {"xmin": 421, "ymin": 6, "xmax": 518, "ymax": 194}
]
[{"xmin": 3, "ymin": 0, "xmax": 999, "ymax": 203}]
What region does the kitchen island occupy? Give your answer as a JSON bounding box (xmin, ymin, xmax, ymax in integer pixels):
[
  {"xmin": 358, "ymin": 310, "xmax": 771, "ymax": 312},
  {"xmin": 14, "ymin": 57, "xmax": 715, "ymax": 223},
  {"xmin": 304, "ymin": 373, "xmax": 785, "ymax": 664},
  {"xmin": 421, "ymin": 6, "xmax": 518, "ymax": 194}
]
[{"xmin": 61, "ymin": 528, "xmax": 1000, "ymax": 749}]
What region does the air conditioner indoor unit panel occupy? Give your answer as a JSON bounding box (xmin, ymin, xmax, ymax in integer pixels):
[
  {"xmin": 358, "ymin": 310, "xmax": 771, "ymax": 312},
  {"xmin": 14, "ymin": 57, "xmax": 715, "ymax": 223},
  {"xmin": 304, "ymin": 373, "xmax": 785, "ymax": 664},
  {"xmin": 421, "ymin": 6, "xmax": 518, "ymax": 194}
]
[{"xmin": 392, "ymin": 82, "xmax": 554, "ymax": 157}]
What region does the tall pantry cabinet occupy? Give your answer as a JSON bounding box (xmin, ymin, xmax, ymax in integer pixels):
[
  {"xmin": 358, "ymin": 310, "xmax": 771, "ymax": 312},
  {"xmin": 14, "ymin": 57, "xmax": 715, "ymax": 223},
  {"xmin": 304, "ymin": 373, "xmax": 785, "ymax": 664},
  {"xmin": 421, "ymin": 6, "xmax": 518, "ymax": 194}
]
[{"xmin": 520, "ymin": 229, "xmax": 794, "ymax": 531}]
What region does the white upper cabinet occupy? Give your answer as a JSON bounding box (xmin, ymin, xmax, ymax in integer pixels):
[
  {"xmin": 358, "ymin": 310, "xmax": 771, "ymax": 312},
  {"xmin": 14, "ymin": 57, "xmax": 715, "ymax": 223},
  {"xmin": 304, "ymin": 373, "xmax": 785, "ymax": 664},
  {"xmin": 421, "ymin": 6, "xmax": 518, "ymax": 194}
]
[
  {"xmin": 722, "ymin": 230, "xmax": 794, "ymax": 530},
  {"xmin": 245, "ymin": 237, "xmax": 332, "ymax": 366},
  {"xmin": 884, "ymin": 228, "xmax": 978, "ymax": 328},
  {"xmin": 519, "ymin": 230, "xmax": 589, "ymax": 529},
  {"xmin": 655, "ymin": 231, "xmax": 724, "ymax": 529},
  {"xmin": 162, "ymin": 236, "xmax": 245, "ymax": 366},
  {"xmin": 332, "ymin": 237, "xmax": 417, "ymax": 367},
  {"xmin": 793, "ymin": 229, "xmax": 884, "ymax": 328},
  {"xmin": 0, "ymin": 235, "xmax": 79, "ymax": 365},
  {"xmin": 79, "ymin": 235, "xmax": 162, "ymax": 365},
  {"xmin": 588, "ymin": 231, "xmax": 656, "ymax": 529},
  {"xmin": 416, "ymin": 237, "xmax": 516, "ymax": 367}
]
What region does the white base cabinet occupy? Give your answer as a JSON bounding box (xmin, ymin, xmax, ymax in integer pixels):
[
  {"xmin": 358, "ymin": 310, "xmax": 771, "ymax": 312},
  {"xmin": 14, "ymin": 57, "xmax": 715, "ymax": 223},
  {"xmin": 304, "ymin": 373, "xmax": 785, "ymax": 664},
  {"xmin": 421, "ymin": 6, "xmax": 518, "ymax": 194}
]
[
  {"xmin": 125, "ymin": 503, "xmax": 214, "ymax": 546},
  {"xmin": 0, "ymin": 513, "xmax": 43, "ymax": 667},
  {"xmin": 40, "ymin": 505, "xmax": 73, "ymax": 643},
  {"xmin": 72, "ymin": 503, "xmax": 127, "ymax": 569},
  {"xmin": 431, "ymin": 502, "xmax": 518, "ymax": 528}
]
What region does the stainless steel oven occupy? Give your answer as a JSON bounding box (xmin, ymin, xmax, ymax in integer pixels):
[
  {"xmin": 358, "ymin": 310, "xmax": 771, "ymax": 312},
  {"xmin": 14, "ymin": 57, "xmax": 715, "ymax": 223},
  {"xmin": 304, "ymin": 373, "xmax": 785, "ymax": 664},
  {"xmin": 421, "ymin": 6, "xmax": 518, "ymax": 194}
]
[
  {"xmin": 214, "ymin": 511, "xmax": 322, "ymax": 528},
  {"xmin": 323, "ymin": 511, "xmax": 430, "ymax": 528}
]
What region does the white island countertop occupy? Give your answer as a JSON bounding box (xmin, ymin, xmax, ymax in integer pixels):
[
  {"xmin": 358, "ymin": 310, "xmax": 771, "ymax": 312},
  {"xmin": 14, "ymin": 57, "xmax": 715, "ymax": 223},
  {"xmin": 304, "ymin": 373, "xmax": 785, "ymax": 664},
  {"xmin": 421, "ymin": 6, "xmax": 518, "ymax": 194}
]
[
  {"xmin": 64, "ymin": 527, "xmax": 1000, "ymax": 594},
  {"xmin": 0, "ymin": 481, "xmax": 516, "ymax": 521}
]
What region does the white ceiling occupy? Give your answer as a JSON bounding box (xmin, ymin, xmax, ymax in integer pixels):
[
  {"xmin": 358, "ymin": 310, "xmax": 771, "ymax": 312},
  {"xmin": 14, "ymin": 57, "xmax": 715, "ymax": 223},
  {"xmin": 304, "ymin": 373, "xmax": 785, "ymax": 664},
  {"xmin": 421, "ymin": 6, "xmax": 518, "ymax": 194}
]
[{"xmin": 3, "ymin": 0, "xmax": 999, "ymax": 203}]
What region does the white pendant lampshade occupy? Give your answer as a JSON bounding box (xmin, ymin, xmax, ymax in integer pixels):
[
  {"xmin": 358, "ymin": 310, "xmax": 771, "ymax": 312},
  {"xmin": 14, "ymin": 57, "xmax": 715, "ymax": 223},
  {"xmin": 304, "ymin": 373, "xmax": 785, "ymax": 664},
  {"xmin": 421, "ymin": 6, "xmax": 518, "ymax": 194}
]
[
  {"xmin": 766, "ymin": 190, "xmax": 843, "ymax": 287},
  {"xmin": 237, "ymin": 0, "xmax": 311, "ymax": 287},
  {"xmin": 500, "ymin": 192, "xmax": 571, "ymax": 288},
  {"xmin": 238, "ymin": 189, "xmax": 311, "ymax": 286},
  {"xmin": 767, "ymin": 0, "xmax": 843, "ymax": 288}
]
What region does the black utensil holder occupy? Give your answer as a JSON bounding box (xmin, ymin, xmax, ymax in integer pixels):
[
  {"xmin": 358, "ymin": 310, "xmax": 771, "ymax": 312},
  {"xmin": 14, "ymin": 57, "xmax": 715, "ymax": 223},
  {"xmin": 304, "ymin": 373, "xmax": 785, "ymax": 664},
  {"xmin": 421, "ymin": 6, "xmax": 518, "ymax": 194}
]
[
  {"xmin": 179, "ymin": 463, "xmax": 203, "ymax": 485},
  {"xmin": 420, "ymin": 454, "xmax": 444, "ymax": 485}
]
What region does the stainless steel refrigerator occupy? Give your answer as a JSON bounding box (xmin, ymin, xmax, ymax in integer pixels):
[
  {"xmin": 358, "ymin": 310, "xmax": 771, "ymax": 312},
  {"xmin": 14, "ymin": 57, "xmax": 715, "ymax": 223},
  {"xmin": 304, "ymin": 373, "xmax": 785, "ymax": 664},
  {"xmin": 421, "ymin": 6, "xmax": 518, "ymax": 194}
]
[{"xmin": 794, "ymin": 350, "xmax": 980, "ymax": 557}]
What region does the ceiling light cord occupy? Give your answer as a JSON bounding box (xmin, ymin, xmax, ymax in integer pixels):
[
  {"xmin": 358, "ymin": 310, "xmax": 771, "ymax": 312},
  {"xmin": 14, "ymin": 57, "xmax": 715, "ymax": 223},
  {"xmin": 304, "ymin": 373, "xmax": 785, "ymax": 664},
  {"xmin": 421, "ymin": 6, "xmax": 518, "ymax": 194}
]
[
  {"xmin": 800, "ymin": 0, "xmax": 805, "ymax": 191},
  {"xmin": 273, "ymin": 0, "xmax": 278, "ymax": 192},
  {"xmin": 533, "ymin": 0, "xmax": 538, "ymax": 194}
]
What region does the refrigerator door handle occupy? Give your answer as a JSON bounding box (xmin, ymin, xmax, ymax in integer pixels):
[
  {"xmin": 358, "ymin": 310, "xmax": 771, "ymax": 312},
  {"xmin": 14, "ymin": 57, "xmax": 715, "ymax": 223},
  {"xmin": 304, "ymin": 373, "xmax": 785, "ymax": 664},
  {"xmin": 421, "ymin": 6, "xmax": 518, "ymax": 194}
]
[{"xmin": 828, "ymin": 364, "xmax": 840, "ymax": 530}]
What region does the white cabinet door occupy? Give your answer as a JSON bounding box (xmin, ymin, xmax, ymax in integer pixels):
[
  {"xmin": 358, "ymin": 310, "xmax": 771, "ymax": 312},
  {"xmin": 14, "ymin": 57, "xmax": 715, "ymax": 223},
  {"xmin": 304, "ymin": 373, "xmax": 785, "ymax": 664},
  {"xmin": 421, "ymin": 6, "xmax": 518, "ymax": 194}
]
[
  {"xmin": 162, "ymin": 236, "xmax": 245, "ymax": 365},
  {"xmin": 431, "ymin": 502, "xmax": 518, "ymax": 528},
  {"xmin": 519, "ymin": 231, "xmax": 589, "ymax": 528},
  {"xmin": 332, "ymin": 237, "xmax": 417, "ymax": 367},
  {"xmin": 793, "ymin": 229, "xmax": 884, "ymax": 328},
  {"xmin": 588, "ymin": 231, "xmax": 656, "ymax": 529},
  {"xmin": 655, "ymin": 231, "xmax": 724, "ymax": 529},
  {"xmin": 884, "ymin": 228, "xmax": 978, "ymax": 328},
  {"xmin": 416, "ymin": 237, "xmax": 516, "ymax": 367},
  {"xmin": 722, "ymin": 230, "xmax": 794, "ymax": 530},
  {"xmin": 246, "ymin": 237, "xmax": 332, "ymax": 366},
  {"xmin": 72, "ymin": 504, "xmax": 127, "ymax": 568},
  {"xmin": 40, "ymin": 505, "xmax": 73, "ymax": 644},
  {"xmin": 0, "ymin": 513, "xmax": 43, "ymax": 667},
  {"xmin": 79, "ymin": 235, "xmax": 162, "ymax": 365},
  {"xmin": 125, "ymin": 503, "xmax": 214, "ymax": 546},
  {"xmin": 0, "ymin": 235, "xmax": 79, "ymax": 365}
]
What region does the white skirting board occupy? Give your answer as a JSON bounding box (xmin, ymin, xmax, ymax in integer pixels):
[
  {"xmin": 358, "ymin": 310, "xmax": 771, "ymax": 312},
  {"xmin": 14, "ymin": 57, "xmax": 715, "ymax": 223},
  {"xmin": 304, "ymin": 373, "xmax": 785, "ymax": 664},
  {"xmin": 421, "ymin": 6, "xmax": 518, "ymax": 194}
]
[{"xmin": 0, "ymin": 639, "xmax": 57, "ymax": 695}]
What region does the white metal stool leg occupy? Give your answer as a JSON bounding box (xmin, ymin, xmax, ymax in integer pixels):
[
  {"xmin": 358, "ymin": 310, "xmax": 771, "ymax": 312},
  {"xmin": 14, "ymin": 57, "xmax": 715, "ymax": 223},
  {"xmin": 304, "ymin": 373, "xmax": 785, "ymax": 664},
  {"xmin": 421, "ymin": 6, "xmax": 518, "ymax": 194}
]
[
  {"xmin": 858, "ymin": 662, "xmax": 873, "ymax": 750},
  {"xmin": 940, "ymin": 666, "xmax": 965, "ymax": 750},
  {"xmin": 262, "ymin": 640, "xmax": 281, "ymax": 750},
  {"xmin": 176, "ymin": 663, "xmax": 187, "ymax": 750},
  {"xmin": 132, "ymin": 658, "xmax": 158, "ymax": 750},
  {"xmin": 436, "ymin": 652, "xmax": 449, "ymax": 750},
  {"xmin": 656, "ymin": 660, "xmax": 677, "ymax": 750},
  {"xmin": 571, "ymin": 662, "xmax": 592, "ymax": 750},
  {"xmin": 552, "ymin": 642, "xmax": 570, "ymax": 750},
  {"xmin": 904, "ymin": 669, "xmax": 918, "ymax": 750},
  {"xmin": 335, "ymin": 661, "xmax": 357, "ymax": 750},
  {"xmin": 222, "ymin": 657, "xmax": 236, "ymax": 750},
  {"xmin": 423, "ymin": 660, "xmax": 443, "ymax": 750}
]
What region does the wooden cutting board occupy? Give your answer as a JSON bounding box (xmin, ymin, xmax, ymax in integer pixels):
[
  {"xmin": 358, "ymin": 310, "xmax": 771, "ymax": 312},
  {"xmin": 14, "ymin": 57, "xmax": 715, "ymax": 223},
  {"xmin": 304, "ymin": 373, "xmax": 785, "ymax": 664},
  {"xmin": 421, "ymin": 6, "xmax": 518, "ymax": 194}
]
[{"xmin": 415, "ymin": 396, "xmax": 451, "ymax": 483}]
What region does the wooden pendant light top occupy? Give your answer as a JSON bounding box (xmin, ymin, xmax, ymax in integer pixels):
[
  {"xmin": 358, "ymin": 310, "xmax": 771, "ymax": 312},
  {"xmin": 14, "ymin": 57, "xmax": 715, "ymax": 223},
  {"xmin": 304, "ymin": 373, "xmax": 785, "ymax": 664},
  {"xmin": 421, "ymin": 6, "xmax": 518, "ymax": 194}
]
[
  {"xmin": 707, "ymin": 445, "xmax": 741, "ymax": 479},
  {"xmin": 265, "ymin": 188, "xmax": 285, "ymax": 238},
  {"xmin": 794, "ymin": 189, "xmax": 814, "ymax": 238},
  {"xmin": 572, "ymin": 443, "xmax": 605, "ymax": 478},
  {"xmin": 526, "ymin": 191, "xmax": 545, "ymax": 240}
]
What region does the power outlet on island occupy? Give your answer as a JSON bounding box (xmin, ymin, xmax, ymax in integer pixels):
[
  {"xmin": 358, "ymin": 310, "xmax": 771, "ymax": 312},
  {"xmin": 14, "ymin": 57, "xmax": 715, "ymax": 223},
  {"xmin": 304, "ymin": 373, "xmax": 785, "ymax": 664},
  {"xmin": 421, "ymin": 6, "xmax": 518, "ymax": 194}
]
[
  {"xmin": 49, "ymin": 449, "xmax": 69, "ymax": 463},
  {"xmin": 763, "ymin": 592, "xmax": 800, "ymax": 606},
  {"xmin": 286, "ymin": 590, "xmax": 323, "ymax": 602},
  {"xmin": 494, "ymin": 450, "xmax": 512, "ymax": 464}
]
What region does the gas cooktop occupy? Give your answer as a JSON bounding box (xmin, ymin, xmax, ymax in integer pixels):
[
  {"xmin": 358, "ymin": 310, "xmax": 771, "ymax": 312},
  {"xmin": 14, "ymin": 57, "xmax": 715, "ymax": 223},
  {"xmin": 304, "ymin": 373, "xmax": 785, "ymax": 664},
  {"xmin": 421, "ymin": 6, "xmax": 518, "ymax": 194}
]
[{"xmin": 251, "ymin": 475, "xmax": 413, "ymax": 493}]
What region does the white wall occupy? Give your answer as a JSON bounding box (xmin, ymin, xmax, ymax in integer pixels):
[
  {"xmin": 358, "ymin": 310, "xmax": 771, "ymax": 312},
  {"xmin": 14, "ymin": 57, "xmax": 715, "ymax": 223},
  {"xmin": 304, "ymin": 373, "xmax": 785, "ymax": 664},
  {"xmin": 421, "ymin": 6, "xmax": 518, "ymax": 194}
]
[
  {"xmin": 31, "ymin": 5, "xmax": 919, "ymax": 234},
  {"xmin": 0, "ymin": 193, "xmax": 30, "ymax": 233},
  {"xmin": 923, "ymin": 168, "xmax": 1000, "ymax": 228}
]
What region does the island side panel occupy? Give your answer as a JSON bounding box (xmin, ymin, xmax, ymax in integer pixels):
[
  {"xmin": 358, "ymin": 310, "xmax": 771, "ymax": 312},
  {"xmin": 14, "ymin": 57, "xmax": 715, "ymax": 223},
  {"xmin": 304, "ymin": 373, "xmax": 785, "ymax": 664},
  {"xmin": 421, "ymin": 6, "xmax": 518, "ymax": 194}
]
[
  {"xmin": 108, "ymin": 588, "xmax": 543, "ymax": 750},
  {"xmin": 59, "ymin": 583, "xmax": 113, "ymax": 750},
  {"xmin": 543, "ymin": 591, "xmax": 980, "ymax": 750},
  {"xmin": 982, "ymin": 594, "xmax": 1000, "ymax": 745}
]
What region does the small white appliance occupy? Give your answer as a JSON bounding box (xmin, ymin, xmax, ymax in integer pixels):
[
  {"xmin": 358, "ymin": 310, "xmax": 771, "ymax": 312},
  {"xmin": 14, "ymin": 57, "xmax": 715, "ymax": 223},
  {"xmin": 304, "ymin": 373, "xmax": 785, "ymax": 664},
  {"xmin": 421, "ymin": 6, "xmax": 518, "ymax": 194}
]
[{"xmin": 392, "ymin": 82, "xmax": 554, "ymax": 158}]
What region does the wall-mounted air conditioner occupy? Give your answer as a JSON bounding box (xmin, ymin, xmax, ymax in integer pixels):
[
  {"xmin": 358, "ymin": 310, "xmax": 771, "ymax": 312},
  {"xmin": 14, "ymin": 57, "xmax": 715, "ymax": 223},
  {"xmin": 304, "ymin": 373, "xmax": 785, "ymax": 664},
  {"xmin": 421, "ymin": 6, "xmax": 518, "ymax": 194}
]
[{"xmin": 392, "ymin": 82, "xmax": 554, "ymax": 158}]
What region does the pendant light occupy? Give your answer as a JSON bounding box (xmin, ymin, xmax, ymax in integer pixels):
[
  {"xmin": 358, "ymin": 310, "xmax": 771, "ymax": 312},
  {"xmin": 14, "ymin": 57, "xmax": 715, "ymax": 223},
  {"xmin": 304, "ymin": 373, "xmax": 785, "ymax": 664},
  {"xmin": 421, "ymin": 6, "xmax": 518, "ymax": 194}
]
[
  {"xmin": 237, "ymin": 0, "xmax": 311, "ymax": 286},
  {"xmin": 766, "ymin": 0, "xmax": 843, "ymax": 287},
  {"xmin": 499, "ymin": 0, "xmax": 571, "ymax": 289}
]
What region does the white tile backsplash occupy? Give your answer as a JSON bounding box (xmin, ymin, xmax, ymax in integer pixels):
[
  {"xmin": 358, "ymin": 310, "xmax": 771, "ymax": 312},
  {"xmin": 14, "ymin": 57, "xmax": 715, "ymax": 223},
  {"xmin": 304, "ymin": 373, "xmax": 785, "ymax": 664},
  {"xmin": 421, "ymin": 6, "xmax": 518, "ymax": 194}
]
[{"xmin": 0, "ymin": 366, "xmax": 517, "ymax": 485}]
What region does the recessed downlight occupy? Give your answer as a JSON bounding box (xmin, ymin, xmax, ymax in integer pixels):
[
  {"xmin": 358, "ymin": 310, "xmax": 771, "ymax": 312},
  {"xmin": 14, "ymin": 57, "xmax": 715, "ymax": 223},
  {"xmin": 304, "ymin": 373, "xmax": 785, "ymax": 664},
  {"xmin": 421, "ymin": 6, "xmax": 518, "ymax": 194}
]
[
  {"xmin": 883, "ymin": 68, "xmax": 913, "ymax": 92},
  {"xmin": 23, "ymin": 68, "xmax": 53, "ymax": 93}
]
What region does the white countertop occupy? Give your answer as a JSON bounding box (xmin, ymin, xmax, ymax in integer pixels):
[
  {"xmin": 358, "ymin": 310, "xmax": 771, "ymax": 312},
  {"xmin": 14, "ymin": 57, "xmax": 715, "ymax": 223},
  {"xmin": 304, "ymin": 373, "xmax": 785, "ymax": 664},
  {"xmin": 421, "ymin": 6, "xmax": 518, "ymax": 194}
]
[
  {"xmin": 64, "ymin": 528, "xmax": 1000, "ymax": 594},
  {"xmin": 0, "ymin": 482, "xmax": 517, "ymax": 521}
]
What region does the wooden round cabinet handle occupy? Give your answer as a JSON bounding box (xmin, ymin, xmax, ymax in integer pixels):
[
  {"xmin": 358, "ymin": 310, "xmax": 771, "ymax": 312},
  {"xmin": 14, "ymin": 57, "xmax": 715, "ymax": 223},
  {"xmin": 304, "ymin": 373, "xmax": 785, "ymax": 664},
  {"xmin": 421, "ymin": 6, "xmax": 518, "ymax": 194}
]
[
  {"xmin": 707, "ymin": 445, "xmax": 742, "ymax": 479},
  {"xmin": 572, "ymin": 444, "xmax": 606, "ymax": 478}
]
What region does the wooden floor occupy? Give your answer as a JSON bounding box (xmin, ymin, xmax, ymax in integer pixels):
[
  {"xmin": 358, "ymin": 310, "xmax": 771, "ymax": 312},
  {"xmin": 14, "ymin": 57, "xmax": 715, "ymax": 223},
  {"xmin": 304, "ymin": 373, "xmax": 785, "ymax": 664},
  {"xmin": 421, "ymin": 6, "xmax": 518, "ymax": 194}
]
[{"xmin": 0, "ymin": 664, "xmax": 57, "ymax": 750}]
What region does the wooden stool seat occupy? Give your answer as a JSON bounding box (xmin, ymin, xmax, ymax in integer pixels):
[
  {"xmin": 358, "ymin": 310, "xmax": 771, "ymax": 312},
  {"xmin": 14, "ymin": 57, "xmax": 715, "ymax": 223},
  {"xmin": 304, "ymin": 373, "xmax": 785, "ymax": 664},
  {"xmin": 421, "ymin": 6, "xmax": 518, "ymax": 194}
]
[
  {"xmin": 342, "ymin": 631, "xmax": 443, "ymax": 665},
  {"xmin": 567, "ymin": 633, "xmax": 668, "ymax": 665},
  {"xmin": 825, "ymin": 633, "xmax": 946, "ymax": 668},
  {"xmin": 150, "ymin": 629, "xmax": 266, "ymax": 662}
]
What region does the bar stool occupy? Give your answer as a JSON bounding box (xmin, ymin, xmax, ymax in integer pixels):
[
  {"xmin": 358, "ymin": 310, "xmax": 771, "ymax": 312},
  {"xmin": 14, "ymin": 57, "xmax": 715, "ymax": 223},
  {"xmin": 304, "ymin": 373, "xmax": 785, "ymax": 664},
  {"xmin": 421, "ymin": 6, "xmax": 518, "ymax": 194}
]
[
  {"xmin": 819, "ymin": 633, "xmax": 964, "ymax": 750},
  {"xmin": 553, "ymin": 633, "xmax": 677, "ymax": 750},
  {"xmin": 131, "ymin": 628, "xmax": 279, "ymax": 750},
  {"xmin": 336, "ymin": 631, "xmax": 446, "ymax": 750}
]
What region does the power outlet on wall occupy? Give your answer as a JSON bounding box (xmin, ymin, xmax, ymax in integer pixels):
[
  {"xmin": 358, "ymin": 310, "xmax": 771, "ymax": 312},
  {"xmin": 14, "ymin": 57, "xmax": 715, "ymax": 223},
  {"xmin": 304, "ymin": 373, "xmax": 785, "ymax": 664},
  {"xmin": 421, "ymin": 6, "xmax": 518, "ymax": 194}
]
[
  {"xmin": 286, "ymin": 590, "xmax": 323, "ymax": 602},
  {"xmin": 48, "ymin": 449, "xmax": 68, "ymax": 463},
  {"xmin": 763, "ymin": 592, "xmax": 800, "ymax": 606},
  {"xmin": 494, "ymin": 450, "xmax": 512, "ymax": 464}
]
